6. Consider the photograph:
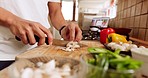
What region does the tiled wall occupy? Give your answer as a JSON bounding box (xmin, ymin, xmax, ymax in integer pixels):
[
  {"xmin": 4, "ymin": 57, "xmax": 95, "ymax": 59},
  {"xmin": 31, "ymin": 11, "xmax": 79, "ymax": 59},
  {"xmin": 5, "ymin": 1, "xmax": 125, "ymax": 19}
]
[{"xmin": 109, "ymin": 0, "xmax": 148, "ymax": 41}]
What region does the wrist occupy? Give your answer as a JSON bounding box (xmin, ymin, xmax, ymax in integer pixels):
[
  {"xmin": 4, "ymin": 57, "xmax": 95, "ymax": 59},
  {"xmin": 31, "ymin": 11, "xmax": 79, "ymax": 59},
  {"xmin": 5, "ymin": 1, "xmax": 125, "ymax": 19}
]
[
  {"xmin": 5, "ymin": 17, "xmax": 13, "ymax": 27},
  {"xmin": 1, "ymin": 14, "xmax": 19, "ymax": 28},
  {"xmin": 59, "ymin": 25, "xmax": 66, "ymax": 35},
  {"xmin": 0, "ymin": 8, "xmax": 16, "ymax": 27},
  {"xmin": 6, "ymin": 15, "xmax": 19, "ymax": 26},
  {"xmin": 0, "ymin": 16, "xmax": 11, "ymax": 27}
]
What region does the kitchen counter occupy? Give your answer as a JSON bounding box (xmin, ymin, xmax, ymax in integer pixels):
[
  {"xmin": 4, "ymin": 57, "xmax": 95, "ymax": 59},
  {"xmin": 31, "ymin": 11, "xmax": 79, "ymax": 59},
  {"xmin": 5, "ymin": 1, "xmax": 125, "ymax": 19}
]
[{"xmin": 0, "ymin": 39, "xmax": 144, "ymax": 78}]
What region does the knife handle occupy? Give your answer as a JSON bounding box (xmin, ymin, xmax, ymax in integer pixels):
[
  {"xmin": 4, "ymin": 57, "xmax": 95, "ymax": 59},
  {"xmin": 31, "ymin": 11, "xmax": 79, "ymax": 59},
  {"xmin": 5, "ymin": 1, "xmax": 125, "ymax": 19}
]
[{"xmin": 15, "ymin": 35, "xmax": 49, "ymax": 45}]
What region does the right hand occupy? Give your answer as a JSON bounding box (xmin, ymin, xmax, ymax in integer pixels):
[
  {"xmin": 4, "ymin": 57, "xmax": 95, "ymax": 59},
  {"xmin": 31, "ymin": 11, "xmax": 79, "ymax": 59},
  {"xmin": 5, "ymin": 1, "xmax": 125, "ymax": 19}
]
[{"xmin": 7, "ymin": 16, "xmax": 53, "ymax": 46}]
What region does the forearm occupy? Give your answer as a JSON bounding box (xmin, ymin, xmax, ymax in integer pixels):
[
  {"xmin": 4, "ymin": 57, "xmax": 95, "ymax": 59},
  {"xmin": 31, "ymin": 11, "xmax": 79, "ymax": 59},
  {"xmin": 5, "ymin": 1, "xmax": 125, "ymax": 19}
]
[
  {"xmin": 48, "ymin": 2, "xmax": 67, "ymax": 30},
  {"xmin": 0, "ymin": 7, "xmax": 17, "ymax": 27}
]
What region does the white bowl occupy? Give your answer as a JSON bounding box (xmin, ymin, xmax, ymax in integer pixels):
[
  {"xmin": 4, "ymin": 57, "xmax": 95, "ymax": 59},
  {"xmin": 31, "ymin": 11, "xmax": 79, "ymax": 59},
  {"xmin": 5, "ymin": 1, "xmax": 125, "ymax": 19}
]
[
  {"xmin": 131, "ymin": 48, "xmax": 148, "ymax": 76},
  {"xmin": 90, "ymin": 27, "xmax": 99, "ymax": 31}
]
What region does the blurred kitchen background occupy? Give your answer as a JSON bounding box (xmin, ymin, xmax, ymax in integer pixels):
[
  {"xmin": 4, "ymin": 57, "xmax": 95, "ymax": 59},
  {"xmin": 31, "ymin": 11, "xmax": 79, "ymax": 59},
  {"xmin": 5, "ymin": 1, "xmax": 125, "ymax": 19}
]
[{"xmin": 50, "ymin": 0, "xmax": 148, "ymax": 43}]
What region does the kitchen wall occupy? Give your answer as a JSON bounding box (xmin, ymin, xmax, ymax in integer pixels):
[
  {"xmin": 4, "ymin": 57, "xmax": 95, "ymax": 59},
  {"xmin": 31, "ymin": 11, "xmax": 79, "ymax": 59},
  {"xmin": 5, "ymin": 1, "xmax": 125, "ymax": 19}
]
[{"xmin": 109, "ymin": 0, "xmax": 148, "ymax": 41}]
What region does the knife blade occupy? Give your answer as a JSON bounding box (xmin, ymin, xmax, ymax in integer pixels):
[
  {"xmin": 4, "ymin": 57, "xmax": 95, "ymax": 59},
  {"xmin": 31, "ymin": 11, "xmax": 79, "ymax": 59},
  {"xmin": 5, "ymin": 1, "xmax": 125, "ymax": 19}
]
[{"xmin": 52, "ymin": 39, "xmax": 70, "ymax": 46}]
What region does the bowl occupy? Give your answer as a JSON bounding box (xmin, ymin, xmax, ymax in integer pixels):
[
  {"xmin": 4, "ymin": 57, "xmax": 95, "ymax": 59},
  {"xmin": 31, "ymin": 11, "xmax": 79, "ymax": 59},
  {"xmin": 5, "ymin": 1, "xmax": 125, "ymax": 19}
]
[
  {"xmin": 78, "ymin": 53, "xmax": 137, "ymax": 78},
  {"xmin": 112, "ymin": 28, "xmax": 131, "ymax": 35},
  {"xmin": 8, "ymin": 55, "xmax": 80, "ymax": 78},
  {"xmin": 131, "ymin": 48, "xmax": 148, "ymax": 76},
  {"xmin": 90, "ymin": 27, "xmax": 99, "ymax": 32}
]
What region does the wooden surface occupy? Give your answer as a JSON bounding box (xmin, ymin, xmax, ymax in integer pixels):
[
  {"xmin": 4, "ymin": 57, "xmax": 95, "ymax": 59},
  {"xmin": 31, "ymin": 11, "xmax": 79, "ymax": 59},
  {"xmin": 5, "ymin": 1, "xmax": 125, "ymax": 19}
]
[
  {"xmin": 0, "ymin": 39, "xmax": 104, "ymax": 78},
  {"xmin": 15, "ymin": 39, "xmax": 104, "ymax": 60},
  {"xmin": 129, "ymin": 37, "xmax": 148, "ymax": 48}
]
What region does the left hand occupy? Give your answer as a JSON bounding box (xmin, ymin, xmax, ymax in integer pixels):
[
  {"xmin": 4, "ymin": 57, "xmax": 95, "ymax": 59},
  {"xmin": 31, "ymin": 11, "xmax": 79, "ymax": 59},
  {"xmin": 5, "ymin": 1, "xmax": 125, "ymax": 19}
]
[{"xmin": 60, "ymin": 22, "xmax": 82, "ymax": 42}]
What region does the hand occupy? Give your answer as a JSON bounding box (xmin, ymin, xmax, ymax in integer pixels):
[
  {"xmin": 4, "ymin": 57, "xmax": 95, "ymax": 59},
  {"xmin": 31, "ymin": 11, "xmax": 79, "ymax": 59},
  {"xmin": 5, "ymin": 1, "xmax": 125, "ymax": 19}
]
[
  {"xmin": 60, "ymin": 22, "xmax": 82, "ymax": 42},
  {"xmin": 7, "ymin": 16, "xmax": 53, "ymax": 46}
]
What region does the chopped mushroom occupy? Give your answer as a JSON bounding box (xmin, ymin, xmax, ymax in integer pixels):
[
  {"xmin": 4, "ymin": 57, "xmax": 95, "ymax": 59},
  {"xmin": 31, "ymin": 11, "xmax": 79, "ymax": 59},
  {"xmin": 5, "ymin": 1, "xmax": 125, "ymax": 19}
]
[
  {"xmin": 107, "ymin": 42, "xmax": 138, "ymax": 51},
  {"xmin": 62, "ymin": 41, "xmax": 80, "ymax": 52},
  {"xmin": 19, "ymin": 60, "xmax": 72, "ymax": 78}
]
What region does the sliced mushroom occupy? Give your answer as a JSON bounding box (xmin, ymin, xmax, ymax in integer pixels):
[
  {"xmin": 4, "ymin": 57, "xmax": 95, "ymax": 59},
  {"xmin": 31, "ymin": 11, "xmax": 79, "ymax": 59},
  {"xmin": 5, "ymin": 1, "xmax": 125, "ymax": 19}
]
[{"xmin": 62, "ymin": 41, "xmax": 80, "ymax": 52}]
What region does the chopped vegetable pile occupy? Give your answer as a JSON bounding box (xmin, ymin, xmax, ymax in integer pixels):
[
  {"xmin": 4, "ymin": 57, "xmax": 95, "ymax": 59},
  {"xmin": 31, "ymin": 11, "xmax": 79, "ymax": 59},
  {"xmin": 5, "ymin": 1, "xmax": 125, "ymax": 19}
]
[
  {"xmin": 13, "ymin": 60, "xmax": 74, "ymax": 78},
  {"xmin": 107, "ymin": 42, "xmax": 138, "ymax": 51},
  {"xmin": 85, "ymin": 47, "xmax": 143, "ymax": 78},
  {"xmin": 61, "ymin": 41, "xmax": 80, "ymax": 52}
]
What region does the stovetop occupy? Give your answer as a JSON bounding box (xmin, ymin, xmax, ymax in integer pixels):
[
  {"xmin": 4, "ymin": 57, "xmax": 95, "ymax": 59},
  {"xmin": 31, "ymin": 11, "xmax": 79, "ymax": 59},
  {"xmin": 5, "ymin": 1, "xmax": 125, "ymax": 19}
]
[{"xmin": 82, "ymin": 30, "xmax": 100, "ymax": 40}]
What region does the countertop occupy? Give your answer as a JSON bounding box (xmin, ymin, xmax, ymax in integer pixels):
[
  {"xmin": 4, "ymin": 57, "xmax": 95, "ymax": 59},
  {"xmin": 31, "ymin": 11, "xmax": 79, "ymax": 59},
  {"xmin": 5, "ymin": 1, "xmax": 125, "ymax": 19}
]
[{"xmin": 0, "ymin": 39, "xmax": 144, "ymax": 78}]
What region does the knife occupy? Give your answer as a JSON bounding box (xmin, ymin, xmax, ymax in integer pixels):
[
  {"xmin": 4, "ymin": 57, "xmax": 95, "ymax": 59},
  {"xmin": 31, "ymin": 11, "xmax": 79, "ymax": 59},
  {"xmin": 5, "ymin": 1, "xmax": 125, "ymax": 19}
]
[
  {"xmin": 15, "ymin": 35, "xmax": 49, "ymax": 45},
  {"xmin": 15, "ymin": 35, "xmax": 85, "ymax": 47},
  {"xmin": 15, "ymin": 35, "xmax": 70, "ymax": 46}
]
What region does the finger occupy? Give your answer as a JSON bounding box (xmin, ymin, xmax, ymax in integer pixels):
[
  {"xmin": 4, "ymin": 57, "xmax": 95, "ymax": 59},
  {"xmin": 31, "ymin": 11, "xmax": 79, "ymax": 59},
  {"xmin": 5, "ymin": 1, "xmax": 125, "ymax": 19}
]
[
  {"xmin": 35, "ymin": 28, "xmax": 46, "ymax": 46},
  {"xmin": 63, "ymin": 34, "xmax": 70, "ymax": 41},
  {"xmin": 39, "ymin": 26, "xmax": 53, "ymax": 45},
  {"xmin": 18, "ymin": 31, "xmax": 28, "ymax": 44},
  {"xmin": 26, "ymin": 29, "xmax": 36, "ymax": 45},
  {"xmin": 46, "ymin": 32, "xmax": 53, "ymax": 45},
  {"xmin": 69, "ymin": 26, "xmax": 75, "ymax": 41},
  {"xmin": 20, "ymin": 36, "xmax": 28, "ymax": 44},
  {"xmin": 61, "ymin": 28, "xmax": 69, "ymax": 41},
  {"xmin": 75, "ymin": 27, "xmax": 82, "ymax": 42}
]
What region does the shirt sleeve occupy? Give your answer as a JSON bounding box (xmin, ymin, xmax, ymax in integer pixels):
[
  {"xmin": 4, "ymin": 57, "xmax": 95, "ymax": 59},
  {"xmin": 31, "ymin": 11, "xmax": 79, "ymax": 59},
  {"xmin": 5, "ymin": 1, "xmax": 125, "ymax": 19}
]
[{"xmin": 48, "ymin": 0, "xmax": 61, "ymax": 3}]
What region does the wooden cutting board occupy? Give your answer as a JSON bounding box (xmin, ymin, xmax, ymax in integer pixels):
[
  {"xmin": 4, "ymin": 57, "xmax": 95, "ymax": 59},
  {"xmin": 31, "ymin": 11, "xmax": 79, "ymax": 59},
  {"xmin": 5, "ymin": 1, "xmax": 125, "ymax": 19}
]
[{"xmin": 16, "ymin": 39, "xmax": 104, "ymax": 60}]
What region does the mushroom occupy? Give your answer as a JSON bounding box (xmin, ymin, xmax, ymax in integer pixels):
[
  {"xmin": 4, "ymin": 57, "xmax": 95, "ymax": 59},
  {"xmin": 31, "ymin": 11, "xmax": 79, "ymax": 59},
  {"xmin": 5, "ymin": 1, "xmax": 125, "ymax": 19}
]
[{"xmin": 62, "ymin": 41, "xmax": 80, "ymax": 52}]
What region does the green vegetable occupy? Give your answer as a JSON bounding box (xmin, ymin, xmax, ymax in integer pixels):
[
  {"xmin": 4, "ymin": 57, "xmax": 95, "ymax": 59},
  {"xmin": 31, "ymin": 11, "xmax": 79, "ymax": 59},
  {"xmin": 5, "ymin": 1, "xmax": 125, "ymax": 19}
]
[
  {"xmin": 114, "ymin": 49, "xmax": 121, "ymax": 54},
  {"xmin": 88, "ymin": 47, "xmax": 108, "ymax": 53},
  {"xmin": 85, "ymin": 47, "xmax": 143, "ymax": 78}
]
